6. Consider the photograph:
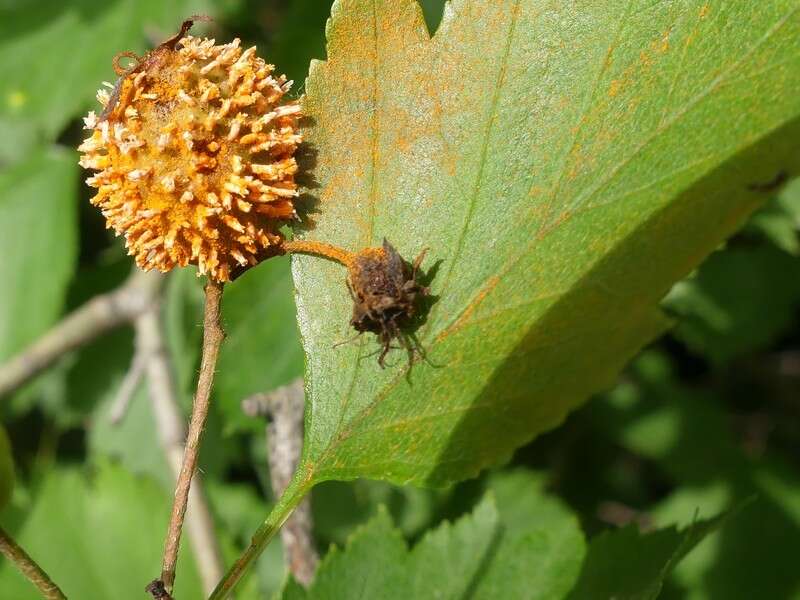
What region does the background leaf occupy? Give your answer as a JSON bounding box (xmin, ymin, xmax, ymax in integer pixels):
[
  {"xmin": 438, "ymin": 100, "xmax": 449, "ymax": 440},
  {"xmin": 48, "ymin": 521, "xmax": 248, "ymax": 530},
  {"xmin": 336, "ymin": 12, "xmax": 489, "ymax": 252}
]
[
  {"xmin": 0, "ymin": 148, "xmax": 77, "ymax": 363},
  {"xmin": 283, "ymin": 471, "xmax": 586, "ymax": 600},
  {"xmin": 567, "ymin": 513, "xmax": 724, "ymax": 600},
  {"xmin": 664, "ymin": 244, "xmax": 800, "ymax": 364},
  {"xmin": 290, "ymin": 0, "xmax": 800, "ymax": 490},
  {"xmin": 0, "ymin": 462, "xmax": 203, "ymax": 599},
  {"xmin": 593, "ymin": 351, "xmax": 800, "ymax": 599},
  {"xmin": 0, "ymin": 0, "xmax": 212, "ymax": 162},
  {"xmin": 745, "ymin": 177, "xmax": 800, "ymax": 254}
]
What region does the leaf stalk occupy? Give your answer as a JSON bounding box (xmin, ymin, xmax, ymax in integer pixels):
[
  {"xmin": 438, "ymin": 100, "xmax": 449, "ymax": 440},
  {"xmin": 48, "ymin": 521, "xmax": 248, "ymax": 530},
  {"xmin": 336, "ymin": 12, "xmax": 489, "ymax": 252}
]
[{"xmin": 209, "ymin": 472, "xmax": 311, "ymax": 599}]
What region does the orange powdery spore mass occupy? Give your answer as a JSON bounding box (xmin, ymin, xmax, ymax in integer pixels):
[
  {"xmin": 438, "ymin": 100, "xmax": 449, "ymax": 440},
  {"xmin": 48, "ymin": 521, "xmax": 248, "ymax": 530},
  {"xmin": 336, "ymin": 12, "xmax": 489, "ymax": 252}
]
[{"xmin": 79, "ymin": 35, "xmax": 302, "ymax": 282}]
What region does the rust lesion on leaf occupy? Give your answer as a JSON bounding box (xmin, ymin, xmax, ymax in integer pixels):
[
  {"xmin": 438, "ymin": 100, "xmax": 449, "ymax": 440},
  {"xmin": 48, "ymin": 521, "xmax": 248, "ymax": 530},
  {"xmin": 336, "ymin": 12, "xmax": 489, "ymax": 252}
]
[
  {"xmin": 436, "ymin": 275, "xmax": 500, "ymax": 343},
  {"xmin": 655, "ymin": 28, "xmax": 672, "ymax": 54}
]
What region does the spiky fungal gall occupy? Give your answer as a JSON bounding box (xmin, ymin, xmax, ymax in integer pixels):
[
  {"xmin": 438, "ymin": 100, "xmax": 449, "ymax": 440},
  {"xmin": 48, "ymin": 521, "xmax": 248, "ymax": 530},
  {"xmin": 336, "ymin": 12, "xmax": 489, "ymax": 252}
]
[
  {"xmin": 282, "ymin": 238, "xmax": 431, "ymax": 367},
  {"xmin": 79, "ymin": 21, "xmax": 302, "ymax": 282},
  {"xmin": 346, "ymin": 240, "xmax": 430, "ymax": 367}
]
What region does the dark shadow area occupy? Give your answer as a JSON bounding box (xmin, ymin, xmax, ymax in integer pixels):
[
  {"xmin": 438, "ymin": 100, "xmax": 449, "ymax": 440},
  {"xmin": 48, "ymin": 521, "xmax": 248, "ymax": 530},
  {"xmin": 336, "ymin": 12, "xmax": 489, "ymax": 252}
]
[
  {"xmin": 594, "ymin": 373, "xmax": 800, "ymax": 600},
  {"xmin": 424, "ymin": 113, "xmax": 800, "ymax": 490},
  {"xmin": 418, "ymin": 0, "xmax": 447, "ymax": 36},
  {"xmin": 293, "ymin": 133, "xmax": 321, "ymax": 233}
]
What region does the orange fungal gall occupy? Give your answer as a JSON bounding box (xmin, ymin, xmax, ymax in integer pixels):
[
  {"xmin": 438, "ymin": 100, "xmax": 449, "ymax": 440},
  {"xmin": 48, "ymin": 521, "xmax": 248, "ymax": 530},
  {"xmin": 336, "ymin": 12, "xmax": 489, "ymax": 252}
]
[{"xmin": 79, "ymin": 25, "xmax": 302, "ymax": 282}]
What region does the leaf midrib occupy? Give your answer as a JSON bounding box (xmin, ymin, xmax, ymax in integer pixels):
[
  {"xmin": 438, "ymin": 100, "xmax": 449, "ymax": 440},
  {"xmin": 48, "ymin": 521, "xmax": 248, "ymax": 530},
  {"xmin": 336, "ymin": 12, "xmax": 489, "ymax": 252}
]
[{"xmin": 334, "ymin": 0, "xmax": 383, "ymax": 445}]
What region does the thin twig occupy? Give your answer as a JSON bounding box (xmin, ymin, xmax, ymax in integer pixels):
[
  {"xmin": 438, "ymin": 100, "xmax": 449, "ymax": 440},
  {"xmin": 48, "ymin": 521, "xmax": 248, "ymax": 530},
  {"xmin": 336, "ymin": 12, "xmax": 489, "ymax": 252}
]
[
  {"xmin": 156, "ymin": 280, "xmax": 225, "ymax": 594},
  {"xmin": 0, "ymin": 270, "xmax": 162, "ymax": 398},
  {"xmin": 242, "ymin": 378, "xmax": 318, "ymax": 585},
  {"xmin": 136, "ymin": 305, "xmax": 224, "ymax": 596},
  {"xmin": 0, "ymin": 525, "xmax": 66, "ymax": 599},
  {"xmin": 108, "ymin": 350, "xmax": 146, "ymax": 425}
]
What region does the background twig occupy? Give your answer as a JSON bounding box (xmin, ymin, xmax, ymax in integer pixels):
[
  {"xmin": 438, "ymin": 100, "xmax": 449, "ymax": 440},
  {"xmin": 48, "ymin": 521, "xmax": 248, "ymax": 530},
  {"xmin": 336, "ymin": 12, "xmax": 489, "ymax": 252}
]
[
  {"xmin": 108, "ymin": 350, "xmax": 146, "ymax": 425},
  {"xmin": 157, "ymin": 280, "xmax": 225, "ymax": 594},
  {"xmin": 0, "ymin": 525, "xmax": 66, "ymax": 600},
  {"xmin": 242, "ymin": 378, "xmax": 318, "ymax": 585},
  {"xmin": 0, "ymin": 270, "xmax": 162, "ymax": 398}
]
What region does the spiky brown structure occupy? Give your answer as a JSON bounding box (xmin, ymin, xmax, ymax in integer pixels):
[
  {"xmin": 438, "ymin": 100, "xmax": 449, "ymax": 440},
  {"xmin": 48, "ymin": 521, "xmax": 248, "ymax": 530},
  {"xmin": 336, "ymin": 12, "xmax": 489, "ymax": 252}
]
[
  {"xmin": 79, "ymin": 29, "xmax": 301, "ymax": 282},
  {"xmin": 346, "ymin": 240, "xmax": 429, "ymax": 367}
]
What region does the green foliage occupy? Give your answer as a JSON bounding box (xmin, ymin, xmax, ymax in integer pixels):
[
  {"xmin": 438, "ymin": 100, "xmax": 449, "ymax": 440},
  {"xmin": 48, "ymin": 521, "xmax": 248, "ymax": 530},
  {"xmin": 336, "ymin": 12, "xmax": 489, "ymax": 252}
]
[
  {"xmin": 286, "ymin": 470, "xmax": 719, "ymax": 600},
  {"xmin": 283, "ymin": 473, "xmax": 587, "ymax": 600},
  {"xmin": 0, "ymin": 149, "xmax": 77, "ymax": 363},
  {"xmin": 665, "ymin": 244, "xmax": 800, "ymax": 364},
  {"xmin": 216, "ymin": 258, "xmax": 304, "ymax": 432},
  {"xmin": 595, "ymin": 351, "xmax": 800, "ymax": 599},
  {"xmin": 0, "ymin": 0, "xmax": 211, "ymax": 161},
  {"xmin": 1, "ymin": 1, "xmax": 800, "ymax": 599},
  {"xmin": 0, "ymin": 462, "xmax": 203, "ymax": 599},
  {"xmin": 0, "ymin": 426, "xmax": 13, "ymax": 510},
  {"xmin": 746, "ymin": 177, "xmax": 800, "ymax": 254},
  {"xmin": 291, "ymin": 0, "xmax": 800, "ymax": 491},
  {"xmin": 283, "ymin": 501, "xmax": 500, "ymax": 600},
  {"xmin": 567, "ymin": 515, "xmax": 725, "ymax": 600}
]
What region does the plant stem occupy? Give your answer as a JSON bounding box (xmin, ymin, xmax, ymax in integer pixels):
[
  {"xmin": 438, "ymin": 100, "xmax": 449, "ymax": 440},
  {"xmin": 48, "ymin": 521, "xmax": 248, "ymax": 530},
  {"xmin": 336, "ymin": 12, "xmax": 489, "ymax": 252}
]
[
  {"xmin": 209, "ymin": 473, "xmax": 311, "ymax": 599},
  {"xmin": 157, "ymin": 279, "xmax": 225, "ymax": 594},
  {"xmin": 0, "ymin": 525, "xmax": 66, "ymax": 599},
  {"xmin": 281, "ymin": 239, "xmax": 355, "ymax": 267},
  {"xmin": 137, "ymin": 302, "xmax": 224, "ymax": 595}
]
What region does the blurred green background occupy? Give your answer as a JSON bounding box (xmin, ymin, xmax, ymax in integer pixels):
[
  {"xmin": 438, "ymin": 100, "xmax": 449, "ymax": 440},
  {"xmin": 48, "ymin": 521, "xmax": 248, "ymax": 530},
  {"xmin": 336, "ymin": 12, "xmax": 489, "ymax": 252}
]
[{"xmin": 1, "ymin": 1, "xmax": 799, "ymax": 598}]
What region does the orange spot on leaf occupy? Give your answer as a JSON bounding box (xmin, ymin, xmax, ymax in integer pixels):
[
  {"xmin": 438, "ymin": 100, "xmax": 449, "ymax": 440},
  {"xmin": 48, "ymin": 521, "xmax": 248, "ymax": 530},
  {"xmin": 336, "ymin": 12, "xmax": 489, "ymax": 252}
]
[{"xmin": 437, "ymin": 276, "xmax": 500, "ymax": 342}]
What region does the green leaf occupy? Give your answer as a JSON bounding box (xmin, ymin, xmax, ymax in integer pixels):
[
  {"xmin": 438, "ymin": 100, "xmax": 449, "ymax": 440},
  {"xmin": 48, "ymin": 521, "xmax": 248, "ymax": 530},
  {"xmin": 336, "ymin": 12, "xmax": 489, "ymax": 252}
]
[
  {"xmin": 0, "ymin": 462, "xmax": 203, "ymax": 599},
  {"xmin": 0, "ymin": 426, "xmax": 13, "ymax": 510},
  {"xmin": 216, "ymin": 257, "xmax": 305, "ymax": 432},
  {"xmin": 290, "ymin": 0, "xmax": 800, "ymax": 489},
  {"xmin": 0, "ymin": 148, "xmax": 77, "ymax": 363},
  {"xmin": 745, "ymin": 176, "xmax": 800, "ymax": 254},
  {"xmin": 567, "ymin": 514, "xmax": 725, "ymax": 600},
  {"xmin": 311, "ymin": 478, "xmax": 446, "ymax": 546},
  {"xmin": 651, "ymin": 485, "xmax": 800, "ymax": 600},
  {"xmin": 283, "ymin": 482, "xmax": 585, "ymax": 600},
  {"xmin": 664, "ymin": 244, "xmax": 800, "ymax": 364},
  {"xmin": 473, "ymin": 470, "xmax": 586, "ymax": 600},
  {"xmin": 205, "ymin": 481, "xmax": 288, "ymax": 599}
]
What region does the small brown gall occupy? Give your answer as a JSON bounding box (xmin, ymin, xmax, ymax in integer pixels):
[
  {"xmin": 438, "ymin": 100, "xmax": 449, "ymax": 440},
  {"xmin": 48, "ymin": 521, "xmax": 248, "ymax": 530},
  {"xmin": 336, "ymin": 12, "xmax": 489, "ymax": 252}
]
[{"xmin": 346, "ymin": 239, "xmax": 429, "ymax": 368}]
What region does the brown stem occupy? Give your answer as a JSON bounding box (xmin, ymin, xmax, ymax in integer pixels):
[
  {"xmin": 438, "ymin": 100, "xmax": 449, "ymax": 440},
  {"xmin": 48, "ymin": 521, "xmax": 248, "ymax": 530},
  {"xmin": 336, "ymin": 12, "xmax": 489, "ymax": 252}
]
[
  {"xmin": 281, "ymin": 239, "xmax": 355, "ymax": 267},
  {"xmin": 0, "ymin": 525, "xmax": 66, "ymax": 599},
  {"xmin": 137, "ymin": 304, "xmax": 224, "ymax": 595},
  {"xmin": 156, "ymin": 279, "xmax": 225, "ymax": 594}
]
